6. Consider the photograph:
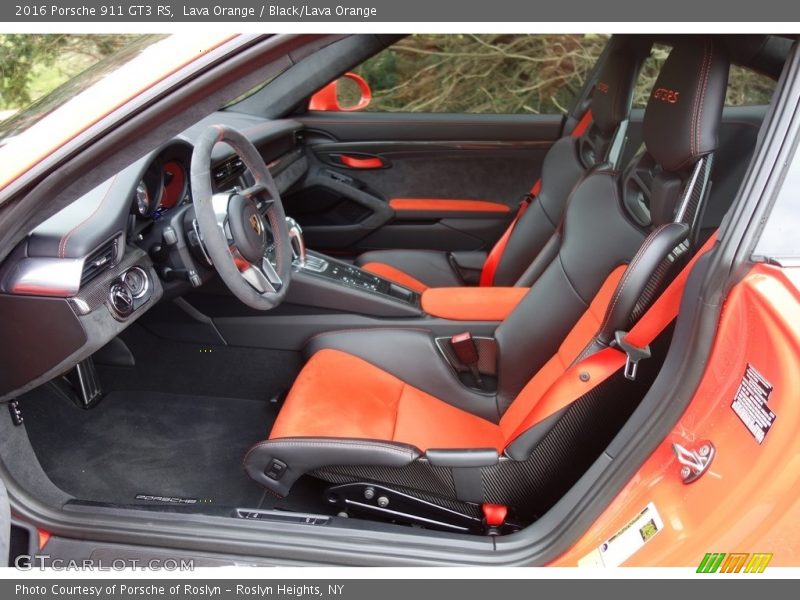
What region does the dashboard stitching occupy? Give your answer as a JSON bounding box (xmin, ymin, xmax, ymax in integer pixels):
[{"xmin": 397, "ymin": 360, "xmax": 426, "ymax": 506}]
[{"xmin": 58, "ymin": 174, "xmax": 119, "ymax": 259}]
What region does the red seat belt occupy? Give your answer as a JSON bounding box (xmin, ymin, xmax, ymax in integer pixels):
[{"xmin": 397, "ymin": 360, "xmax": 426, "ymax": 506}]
[
  {"xmin": 479, "ymin": 110, "xmax": 594, "ymax": 287},
  {"xmin": 569, "ymin": 108, "xmax": 595, "ymax": 138},
  {"xmin": 479, "ymin": 182, "xmax": 538, "ymax": 287},
  {"xmin": 506, "ymin": 233, "xmax": 717, "ymax": 444}
]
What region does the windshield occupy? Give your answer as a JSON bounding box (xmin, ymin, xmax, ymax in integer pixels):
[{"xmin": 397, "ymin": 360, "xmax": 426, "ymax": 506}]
[{"xmin": 0, "ymin": 35, "xmax": 167, "ymax": 143}]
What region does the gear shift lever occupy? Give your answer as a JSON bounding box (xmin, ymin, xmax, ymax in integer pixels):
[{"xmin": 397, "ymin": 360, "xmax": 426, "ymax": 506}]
[
  {"xmin": 285, "ymin": 217, "xmax": 328, "ymax": 272},
  {"xmin": 285, "ymin": 216, "xmax": 307, "ymax": 266}
]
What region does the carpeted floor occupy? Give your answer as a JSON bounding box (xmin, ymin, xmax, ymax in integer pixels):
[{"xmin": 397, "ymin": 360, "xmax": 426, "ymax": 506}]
[
  {"xmin": 20, "ymin": 325, "xmax": 322, "ymax": 511},
  {"xmin": 23, "ymin": 384, "xmax": 276, "ymax": 509}
]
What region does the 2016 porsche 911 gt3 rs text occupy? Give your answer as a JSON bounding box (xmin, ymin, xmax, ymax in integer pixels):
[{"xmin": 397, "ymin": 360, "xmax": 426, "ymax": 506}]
[{"xmin": 0, "ymin": 32, "xmax": 798, "ymax": 568}]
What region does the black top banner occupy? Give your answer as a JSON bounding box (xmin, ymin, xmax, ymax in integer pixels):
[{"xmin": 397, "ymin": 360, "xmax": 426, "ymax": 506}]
[{"xmin": 4, "ymin": 0, "xmax": 800, "ymax": 22}]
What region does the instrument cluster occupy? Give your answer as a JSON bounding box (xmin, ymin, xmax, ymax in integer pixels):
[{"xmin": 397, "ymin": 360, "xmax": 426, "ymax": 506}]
[{"xmin": 131, "ymin": 142, "xmax": 192, "ymax": 220}]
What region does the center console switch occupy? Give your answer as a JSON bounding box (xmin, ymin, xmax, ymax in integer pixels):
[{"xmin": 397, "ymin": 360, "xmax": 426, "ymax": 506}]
[
  {"xmin": 327, "ymin": 263, "xmax": 417, "ymax": 303},
  {"xmin": 297, "ymin": 252, "xmax": 419, "ymax": 307}
]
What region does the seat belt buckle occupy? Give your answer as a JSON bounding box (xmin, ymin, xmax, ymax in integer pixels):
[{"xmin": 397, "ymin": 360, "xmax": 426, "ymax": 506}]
[
  {"xmin": 450, "ymin": 332, "xmax": 485, "ymax": 389},
  {"xmin": 519, "ymin": 192, "xmax": 535, "ymax": 209},
  {"xmin": 614, "ymin": 330, "xmax": 651, "ymax": 381},
  {"xmin": 450, "ymin": 331, "xmax": 479, "ymax": 365}
]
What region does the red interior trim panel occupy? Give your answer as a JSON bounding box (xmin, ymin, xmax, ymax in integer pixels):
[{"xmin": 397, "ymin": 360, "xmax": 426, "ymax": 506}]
[
  {"xmin": 340, "ymin": 154, "xmax": 385, "ymax": 169},
  {"xmin": 389, "ymin": 198, "xmax": 512, "ymax": 214}
]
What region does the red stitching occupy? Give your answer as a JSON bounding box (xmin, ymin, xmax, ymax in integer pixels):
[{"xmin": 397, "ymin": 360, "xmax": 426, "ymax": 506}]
[
  {"xmin": 689, "ymin": 42, "xmax": 708, "ymax": 161},
  {"xmin": 670, "ymin": 41, "xmax": 715, "ymax": 173},
  {"xmin": 212, "ymin": 124, "xmax": 225, "ymax": 142},
  {"xmin": 58, "ymin": 175, "xmax": 118, "ymax": 258},
  {"xmin": 558, "ymin": 169, "xmax": 619, "ymax": 232},
  {"xmin": 691, "ymin": 41, "xmax": 711, "ymax": 162},
  {"xmin": 695, "ymin": 41, "xmax": 714, "ymax": 162},
  {"xmin": 598, "ymin": 224, "xmax": 669, "ymax": 333}
]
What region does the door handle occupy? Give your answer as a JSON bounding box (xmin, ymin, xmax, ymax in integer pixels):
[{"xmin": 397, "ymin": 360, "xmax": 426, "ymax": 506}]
[{"xmin": 339, "ymin": 154, "xmax": 386, "ymax": 169}]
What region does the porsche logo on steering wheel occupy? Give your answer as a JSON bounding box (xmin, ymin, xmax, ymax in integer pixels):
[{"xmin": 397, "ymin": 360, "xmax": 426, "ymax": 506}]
[{"xmin": 249, "ymin": 213, "xmax": 263, "ymax": 236}]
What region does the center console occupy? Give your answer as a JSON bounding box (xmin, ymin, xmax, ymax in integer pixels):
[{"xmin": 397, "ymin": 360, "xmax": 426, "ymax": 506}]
[
  {"xmin": 282, "ymin": 220, "xmax": 422, "ymax": 318},
  {"xmin": 299, "ymin": 253, "xmax": 419, "ymax": 305},
  {"xmin": 287, "ymin": 251, "xmax": 422, "ymax": 318}
]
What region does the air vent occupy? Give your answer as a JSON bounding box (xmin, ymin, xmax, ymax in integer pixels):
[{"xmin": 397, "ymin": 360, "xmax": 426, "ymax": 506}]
[
  {"xmin": 80, "ymin": 238, "xmax": 117, "ymax": 286},
  {"xmin": 213, "ymin": 156, "xmax": 245, "ymax": 188}
]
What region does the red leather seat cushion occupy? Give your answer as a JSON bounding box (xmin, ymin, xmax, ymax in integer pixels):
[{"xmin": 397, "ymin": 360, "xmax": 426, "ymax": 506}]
[{"xmin": 269, "ymin": 348, "xmax": 505, "ymax": 452}]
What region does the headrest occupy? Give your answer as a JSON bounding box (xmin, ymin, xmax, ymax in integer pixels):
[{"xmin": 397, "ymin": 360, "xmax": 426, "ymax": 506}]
[
  {"xmin": 591, "ymin": 39, "xmax": 644, "ymax": 136},
  {"xmin": 643, "ymin": 38, "xmax": 730, "ymax": 172}
]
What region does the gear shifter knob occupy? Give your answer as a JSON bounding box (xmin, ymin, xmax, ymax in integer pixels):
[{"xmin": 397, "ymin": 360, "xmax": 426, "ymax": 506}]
[{"xmin": 285, "ymin": 216, "xmax": 307, "ymax": 265}]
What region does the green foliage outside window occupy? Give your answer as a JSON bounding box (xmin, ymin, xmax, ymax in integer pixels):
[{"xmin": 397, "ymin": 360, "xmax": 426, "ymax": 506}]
[
  {"xmin": 0, "ymin": 34, "xmax": 135, "ymax": 110},
  {"xmin": 353, "ymin": 35, "xmax": 776, "ymax": 114}
]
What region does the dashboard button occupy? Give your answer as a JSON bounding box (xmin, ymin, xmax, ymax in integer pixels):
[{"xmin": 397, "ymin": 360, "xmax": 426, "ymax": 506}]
[
  {"xmin": 265, "ymin": 458, "xmax": 288, "ymax": 480},
  {"xmin": 122, "ymin": 267, "xmax": 150, "ymax": 299},
  {"xmin": 163, "ymin": 227, "xmax": 178, "ymax": 246},
  {"xmin": 108, "ymin": 283, "xmax": 134, "ymax": 318}
]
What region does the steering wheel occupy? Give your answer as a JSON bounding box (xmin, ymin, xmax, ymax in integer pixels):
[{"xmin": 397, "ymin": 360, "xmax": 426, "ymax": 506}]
[{"xmin": 190, "ymin": 125, "xmax": 292, "ymax": 310}]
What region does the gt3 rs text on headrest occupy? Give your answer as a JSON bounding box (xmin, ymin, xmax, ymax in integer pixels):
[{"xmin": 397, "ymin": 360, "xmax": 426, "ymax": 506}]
[{"xmin": 643, "ymin": 37, "xmax": 730, "ymax": 172}]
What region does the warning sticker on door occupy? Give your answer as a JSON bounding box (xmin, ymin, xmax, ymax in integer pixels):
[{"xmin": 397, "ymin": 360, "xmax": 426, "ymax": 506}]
[
  {"xmin": 578, "ymin": 502, "xmax": 663, "ymax": 568},
  {"xmin": 731, "ymin": 364, "xmax": 775, "ymax": 444}
]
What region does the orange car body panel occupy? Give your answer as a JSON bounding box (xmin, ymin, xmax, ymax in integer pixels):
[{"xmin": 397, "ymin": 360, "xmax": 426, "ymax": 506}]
[
  {"xmin": 0, "ymin": 33, "xmax": 236, "ymax": 191},
  {"xmin": 308, "ymin": 72, "xmax": 372, "ymax": 112},
  {"xmin": 553, "ymin": 263, "xmax": 800, "ymax": 566}
]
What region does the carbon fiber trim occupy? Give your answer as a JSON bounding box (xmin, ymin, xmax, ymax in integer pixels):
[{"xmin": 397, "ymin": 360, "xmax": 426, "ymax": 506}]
[
  {"xmin": 480, "ymin": 373, "xmax": 641, "ymax": 521},
  {"xmin": 68, "ymin": 246, "xmax": 153, "ymax": 314},
  {"xmin": 313, "ymin": 327, "xmax": 674, "ymax": 526},
  {"xmin": 315, "ymin": 461, "xmax": 456, "ymax": 498},
  {"xmin": 679, "ymin": 154, "xmax": 714, "ymax": 236},
  {"xmin": 629, "ymin": 248, "xmax": 685, "ymax": 324},
  {"xmin": 627, "ymin": 154, "xmax": 711, "ymax": 324},
  {"xmin": 311, "ymin": 373, "xmax": 643, "ymax": 525}
]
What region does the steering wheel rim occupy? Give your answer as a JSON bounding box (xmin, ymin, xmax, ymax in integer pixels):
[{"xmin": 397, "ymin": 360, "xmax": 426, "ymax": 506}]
[{"xmin": 190, "ymin": 124, "xmax": 292, "ymax": 310}]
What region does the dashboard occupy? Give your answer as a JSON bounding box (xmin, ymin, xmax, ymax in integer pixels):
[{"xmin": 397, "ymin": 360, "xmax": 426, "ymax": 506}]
[{"xmin": 0, "ymin": 114, "xmax": 308, "ymax": 400}]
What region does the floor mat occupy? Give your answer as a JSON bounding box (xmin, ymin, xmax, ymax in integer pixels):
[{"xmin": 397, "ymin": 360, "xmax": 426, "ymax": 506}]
[{"xmin": 23, "ymin": 384, "xmax": 276, "ymax": 509}]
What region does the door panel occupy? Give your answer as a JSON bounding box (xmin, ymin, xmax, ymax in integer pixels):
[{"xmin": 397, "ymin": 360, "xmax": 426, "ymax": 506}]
[
  {"xmin": 301, "ymin": 111, "xmax": 564, "ymax": 142},
  {"xmin": 288, "ymin": 112, "xmax": 563, "ymax": 253}
]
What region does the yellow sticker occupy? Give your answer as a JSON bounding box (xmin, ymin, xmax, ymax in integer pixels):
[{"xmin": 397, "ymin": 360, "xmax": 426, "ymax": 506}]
[{"xmin": 579, "ymin": 502, "xmax": 663, "ymax": 567}]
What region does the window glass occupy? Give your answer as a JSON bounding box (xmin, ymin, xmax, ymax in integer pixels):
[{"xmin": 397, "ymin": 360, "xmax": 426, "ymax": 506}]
[
  {"xmin": 726, "ymin": 64, "xmax": 776, "ymax": 106},
  {"xmin": 354, "ymin": 34, "xmax": 610, "ymax": 114}
]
